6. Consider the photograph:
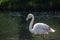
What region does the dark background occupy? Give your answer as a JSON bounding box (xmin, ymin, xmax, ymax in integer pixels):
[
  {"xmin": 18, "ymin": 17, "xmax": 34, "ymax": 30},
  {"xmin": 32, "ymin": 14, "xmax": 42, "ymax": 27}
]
[
  {"xmin": 0, "ymin": 0, "xmax": 60, "ymax": 11},
  {"xmin": 0, "ymin": 0, "xmax": 60, "ymax": 40}
]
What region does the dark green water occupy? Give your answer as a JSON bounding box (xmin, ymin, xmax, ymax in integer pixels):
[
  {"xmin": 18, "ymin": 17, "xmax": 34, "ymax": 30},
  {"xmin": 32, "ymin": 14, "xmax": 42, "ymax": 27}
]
[{"xmin": 0, "ymin": 12, "xmax": 60, "ymax": 40}]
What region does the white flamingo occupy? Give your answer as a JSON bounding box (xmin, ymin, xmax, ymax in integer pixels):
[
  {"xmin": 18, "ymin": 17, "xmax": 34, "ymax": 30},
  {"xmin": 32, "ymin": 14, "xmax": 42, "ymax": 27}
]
[{"xmin": 26, "ymin": 13, "xmax": 55, "ymax": 34}]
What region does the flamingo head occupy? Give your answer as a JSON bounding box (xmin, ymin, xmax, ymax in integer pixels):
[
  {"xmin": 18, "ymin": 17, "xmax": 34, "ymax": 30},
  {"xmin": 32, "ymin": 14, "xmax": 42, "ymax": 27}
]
[{"xmin": 26, "ymin": 13, "xmax": 33, "ymax": 21}]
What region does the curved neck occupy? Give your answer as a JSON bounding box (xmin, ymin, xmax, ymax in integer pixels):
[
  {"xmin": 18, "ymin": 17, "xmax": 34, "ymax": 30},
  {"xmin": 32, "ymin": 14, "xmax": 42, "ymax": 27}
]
[{"xmin": 29, "ymin": 16, "xmax": 34, "ymax": 33}]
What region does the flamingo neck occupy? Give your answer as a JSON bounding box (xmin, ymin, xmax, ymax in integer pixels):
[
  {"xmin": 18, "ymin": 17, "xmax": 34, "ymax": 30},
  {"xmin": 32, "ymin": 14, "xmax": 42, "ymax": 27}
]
[{"xmin": 29, "ymin": 16, "xmax": 34, "ymax": 33}]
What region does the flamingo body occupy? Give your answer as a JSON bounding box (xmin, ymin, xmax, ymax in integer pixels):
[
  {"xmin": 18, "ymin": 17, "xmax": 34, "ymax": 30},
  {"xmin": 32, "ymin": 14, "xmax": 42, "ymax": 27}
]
[{"xmin": 26, "ymin": 13, "xmax": 55, "ymax": 34}]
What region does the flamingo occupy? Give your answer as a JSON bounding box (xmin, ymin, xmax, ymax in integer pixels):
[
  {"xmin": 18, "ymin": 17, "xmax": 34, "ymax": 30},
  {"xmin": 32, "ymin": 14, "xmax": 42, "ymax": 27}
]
[{"xmin": 26, "ymin": 13, "xmax": 55, "ymax": 40}]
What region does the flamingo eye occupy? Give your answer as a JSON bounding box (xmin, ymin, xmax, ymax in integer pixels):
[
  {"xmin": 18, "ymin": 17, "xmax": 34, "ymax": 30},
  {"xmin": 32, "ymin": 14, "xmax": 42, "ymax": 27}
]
[{"xmin": 28, "ymin": 15, "xmax": 31, "ymax": 18}]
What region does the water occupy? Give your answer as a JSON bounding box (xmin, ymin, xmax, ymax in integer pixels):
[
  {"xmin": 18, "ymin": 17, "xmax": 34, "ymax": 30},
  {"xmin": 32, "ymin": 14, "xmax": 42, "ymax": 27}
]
[{"xmin": 0, "ymin": 12, "xmax": 60, "ymax": 40}]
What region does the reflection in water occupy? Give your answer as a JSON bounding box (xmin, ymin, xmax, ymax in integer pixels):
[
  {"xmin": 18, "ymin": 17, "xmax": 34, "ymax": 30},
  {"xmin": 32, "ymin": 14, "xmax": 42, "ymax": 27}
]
[{"xmin": 0, "ymin": 12, "xmax": 60, "ymax": 40}]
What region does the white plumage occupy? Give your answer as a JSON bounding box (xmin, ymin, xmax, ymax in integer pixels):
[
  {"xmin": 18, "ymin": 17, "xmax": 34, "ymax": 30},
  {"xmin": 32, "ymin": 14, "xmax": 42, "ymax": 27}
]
[{"xmin": 26, "ymin": 13, "xmax": 55, "ymax": 34}]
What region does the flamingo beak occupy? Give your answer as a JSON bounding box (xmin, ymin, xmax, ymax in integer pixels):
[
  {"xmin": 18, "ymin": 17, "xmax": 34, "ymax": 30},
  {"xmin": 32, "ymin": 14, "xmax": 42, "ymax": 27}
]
[{"xmin": 26, "ymin": 18, "xmax": 28, "ymax": 21}]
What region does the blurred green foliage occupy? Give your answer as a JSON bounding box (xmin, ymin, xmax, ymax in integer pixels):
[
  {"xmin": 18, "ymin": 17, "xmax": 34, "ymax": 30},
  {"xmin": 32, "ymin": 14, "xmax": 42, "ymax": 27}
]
[
  {"xmin": 0, "ymin": 0, "xmax": 60, "ymax": 10},
  {"xmin": 0, "ymin": 12, "xmax": 60, "ymax": 40},
  {"xmin": 0, "ymin": 13, "xmax": 19, "ymax": 40}
]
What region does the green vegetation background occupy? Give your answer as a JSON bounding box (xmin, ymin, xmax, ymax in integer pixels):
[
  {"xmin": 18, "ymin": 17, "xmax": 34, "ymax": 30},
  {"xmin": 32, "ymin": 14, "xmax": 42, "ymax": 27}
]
[
  {"xmin": 0, "ymin": 12, "xmax": 60, "ymax": 40},
  {"xmin": 0, "ymin": 0, "xmax": 60, "ymax": 40},
  {"xmin": 0, "ymin": 0, "xmax": 60, "ymax": 10}
]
